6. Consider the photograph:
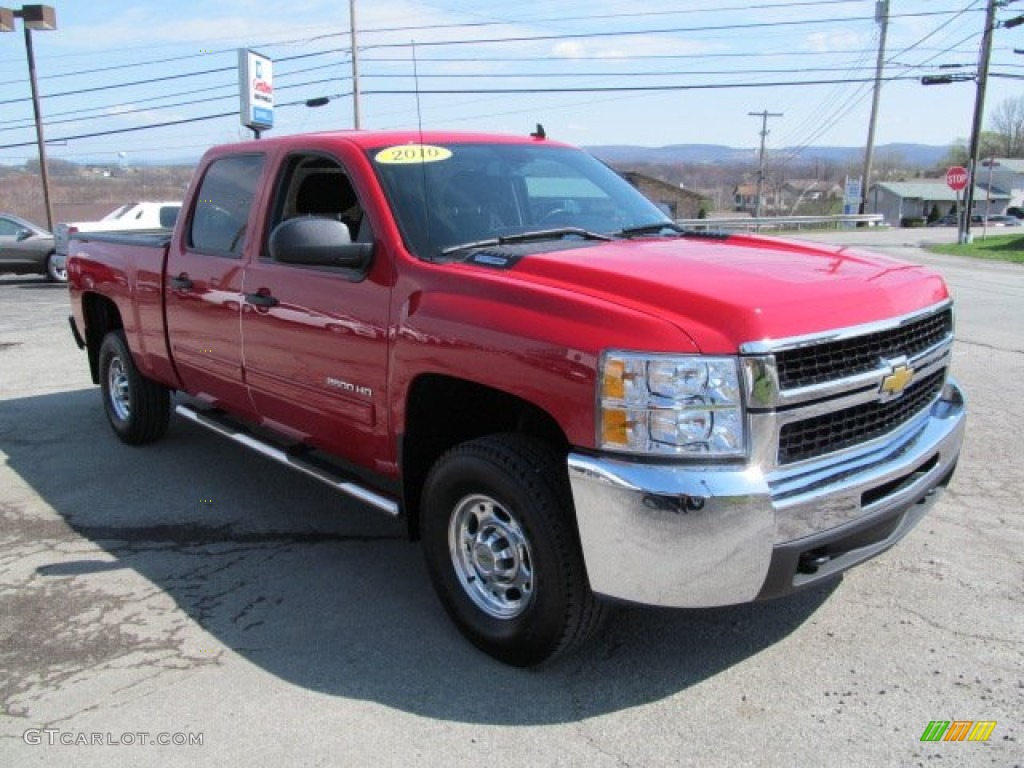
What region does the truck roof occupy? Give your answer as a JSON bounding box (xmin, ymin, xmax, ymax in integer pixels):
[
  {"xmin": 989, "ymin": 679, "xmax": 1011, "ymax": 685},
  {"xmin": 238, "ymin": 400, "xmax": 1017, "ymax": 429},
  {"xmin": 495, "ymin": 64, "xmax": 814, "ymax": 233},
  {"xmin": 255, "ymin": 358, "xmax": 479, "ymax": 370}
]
[{"xmin": 205, "ymin": 129, "xmax": 571, "ymax": 155}]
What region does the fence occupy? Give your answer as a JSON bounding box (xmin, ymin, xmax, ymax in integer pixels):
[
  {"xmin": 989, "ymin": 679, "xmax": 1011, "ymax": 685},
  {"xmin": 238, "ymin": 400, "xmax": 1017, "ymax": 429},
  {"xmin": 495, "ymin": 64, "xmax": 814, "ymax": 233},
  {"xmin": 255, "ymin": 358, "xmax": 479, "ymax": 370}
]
[{"xmin": 675, "ymin": 214, "xmax": 885, "ymax": 232}]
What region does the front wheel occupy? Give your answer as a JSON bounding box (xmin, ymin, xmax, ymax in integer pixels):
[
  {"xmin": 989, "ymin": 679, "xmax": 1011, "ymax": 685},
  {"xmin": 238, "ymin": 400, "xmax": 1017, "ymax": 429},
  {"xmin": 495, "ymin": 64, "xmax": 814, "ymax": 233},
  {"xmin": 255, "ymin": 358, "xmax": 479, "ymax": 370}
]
[
  {"xmin": 45, "ymin": 252, "xmax": 66, "ymax": 282},
  {"xmin": 98, "ymin": 331, "xmax": 170, "ymax": 444},
  {"xmin": 421, "ymin": 434, "xmax": 603, "ymax": 666}
]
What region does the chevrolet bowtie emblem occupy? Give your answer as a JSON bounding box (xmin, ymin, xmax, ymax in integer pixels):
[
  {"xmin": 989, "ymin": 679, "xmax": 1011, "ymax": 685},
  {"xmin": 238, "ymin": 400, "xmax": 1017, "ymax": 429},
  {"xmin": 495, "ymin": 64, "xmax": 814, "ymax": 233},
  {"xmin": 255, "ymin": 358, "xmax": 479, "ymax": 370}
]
[{"xmin": 881, "ymin": 364, "xmax": 915, "ymax": 397}]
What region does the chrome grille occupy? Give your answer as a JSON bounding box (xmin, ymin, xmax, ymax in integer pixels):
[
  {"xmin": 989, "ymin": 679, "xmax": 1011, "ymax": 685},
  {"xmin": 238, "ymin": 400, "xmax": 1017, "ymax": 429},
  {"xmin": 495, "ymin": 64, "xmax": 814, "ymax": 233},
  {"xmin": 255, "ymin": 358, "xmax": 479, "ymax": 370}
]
[
  {"xmin": 778, "ymin": 369, "xmax": 946, "ymax": 465},
  {"xmin": 776, "ymin": 307, "xmax": 952, "ymax": 390}
]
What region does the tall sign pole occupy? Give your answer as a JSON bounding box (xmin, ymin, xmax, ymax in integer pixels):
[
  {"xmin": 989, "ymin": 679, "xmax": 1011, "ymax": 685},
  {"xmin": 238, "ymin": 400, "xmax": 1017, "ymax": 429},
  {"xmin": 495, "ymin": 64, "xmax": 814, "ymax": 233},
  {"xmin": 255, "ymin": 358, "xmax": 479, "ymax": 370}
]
[
  {"xmin": 23, "ymin": 20, "xmax": 53, "ymax": 230},
  {"xmin": 2, "ymin": 6, "xmax": 59, "ymax": 232}
]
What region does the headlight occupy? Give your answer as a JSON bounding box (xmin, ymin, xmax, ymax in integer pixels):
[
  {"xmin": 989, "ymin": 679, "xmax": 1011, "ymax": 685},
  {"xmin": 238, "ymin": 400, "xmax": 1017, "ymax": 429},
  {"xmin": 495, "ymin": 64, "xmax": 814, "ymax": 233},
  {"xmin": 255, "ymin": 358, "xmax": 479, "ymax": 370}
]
[{"xmin": 599, "ymin": 352, "xmax": 746, "ymax": 457}]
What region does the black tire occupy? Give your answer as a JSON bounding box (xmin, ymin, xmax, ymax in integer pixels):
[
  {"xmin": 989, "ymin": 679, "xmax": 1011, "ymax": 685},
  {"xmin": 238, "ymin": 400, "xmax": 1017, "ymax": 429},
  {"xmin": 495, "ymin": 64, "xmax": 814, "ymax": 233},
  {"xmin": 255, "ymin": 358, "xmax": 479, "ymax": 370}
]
[
  {"xmin": 44, "ymin": 252, "xmax": 66, "ymax": 282},
  {"xmin": 421, "ymin": 434, "xmax": 604, "ymax": 666},
  {"xmin": 98, "ymin": 331, "xmax": 171, "ymax": 445}
]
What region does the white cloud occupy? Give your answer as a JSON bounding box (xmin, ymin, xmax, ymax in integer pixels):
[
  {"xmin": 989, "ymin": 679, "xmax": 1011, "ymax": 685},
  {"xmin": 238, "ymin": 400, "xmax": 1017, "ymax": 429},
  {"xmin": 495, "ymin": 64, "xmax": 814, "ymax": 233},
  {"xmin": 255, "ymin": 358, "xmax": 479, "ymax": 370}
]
[
  {"xmin": 553, "ymin": 41, "xmax": 587, "ymax": 59},
  {"xmin": 805, "ymin": 30, "xmax": 867, "ymax": 54}
]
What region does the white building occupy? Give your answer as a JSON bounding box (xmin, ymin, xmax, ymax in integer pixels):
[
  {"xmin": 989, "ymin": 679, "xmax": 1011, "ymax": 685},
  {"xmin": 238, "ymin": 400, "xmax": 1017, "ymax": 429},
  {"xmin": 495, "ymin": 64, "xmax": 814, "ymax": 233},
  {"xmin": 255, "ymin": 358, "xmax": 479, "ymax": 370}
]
[
  {"xmin": 978, "ymin": 158, "xmax": 1024, "ymax": 210},
  {"xmin": 867, "ymin": 180, "xmax": 1008, "ymax": 226}
]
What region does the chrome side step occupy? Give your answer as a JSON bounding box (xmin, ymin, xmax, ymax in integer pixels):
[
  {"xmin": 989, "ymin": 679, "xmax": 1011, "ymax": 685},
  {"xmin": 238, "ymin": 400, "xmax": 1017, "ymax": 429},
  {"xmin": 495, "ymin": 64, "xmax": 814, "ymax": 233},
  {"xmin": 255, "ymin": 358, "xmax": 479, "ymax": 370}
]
[{"xmin": 174, "ymin": 403, "xmax": 400, "ymax": 517}]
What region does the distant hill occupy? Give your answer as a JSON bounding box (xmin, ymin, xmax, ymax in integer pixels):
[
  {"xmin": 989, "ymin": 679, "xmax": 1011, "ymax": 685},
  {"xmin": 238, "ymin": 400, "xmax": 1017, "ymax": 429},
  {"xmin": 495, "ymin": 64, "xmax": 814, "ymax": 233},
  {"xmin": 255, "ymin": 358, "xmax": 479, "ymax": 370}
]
[{"xmin": 586, "ymin": 142, "xmax": 951, "ymax": 168}]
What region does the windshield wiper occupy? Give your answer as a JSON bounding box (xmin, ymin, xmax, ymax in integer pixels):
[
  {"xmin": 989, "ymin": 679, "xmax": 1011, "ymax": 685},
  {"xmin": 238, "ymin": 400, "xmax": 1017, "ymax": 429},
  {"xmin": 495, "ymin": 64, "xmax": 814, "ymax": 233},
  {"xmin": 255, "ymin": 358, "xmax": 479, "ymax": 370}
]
[
  {"xmin": 441, "ymin": 227, "xmax": 612, "ymax": 256},
  {"xmin": 616, "ymin": 222, "xmax": 686, "ymax": 238}
]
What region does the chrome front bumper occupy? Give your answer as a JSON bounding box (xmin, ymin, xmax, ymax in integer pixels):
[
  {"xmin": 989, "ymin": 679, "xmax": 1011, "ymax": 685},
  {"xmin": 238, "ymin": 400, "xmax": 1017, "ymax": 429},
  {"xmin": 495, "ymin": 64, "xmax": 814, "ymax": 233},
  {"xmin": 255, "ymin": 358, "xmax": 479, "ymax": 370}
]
[{"xmin": 567, "ymin": 378, "xmax": 965, "ymax": 608}]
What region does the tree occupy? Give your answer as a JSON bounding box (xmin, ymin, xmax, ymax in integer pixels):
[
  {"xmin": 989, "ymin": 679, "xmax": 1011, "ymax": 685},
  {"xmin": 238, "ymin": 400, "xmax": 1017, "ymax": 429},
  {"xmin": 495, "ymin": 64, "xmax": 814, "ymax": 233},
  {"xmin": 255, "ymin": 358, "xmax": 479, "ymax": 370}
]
[
  {"xmin": 941, "ymin": 132, "xmax": 1004, "ymax": 168},
  {"xmin": 990, "ymin": 95, "xmax": 1024, "ymax": 157},
  {"xmin": 24, "ymin": 157, "xmax": 82, "ymax": 177}
]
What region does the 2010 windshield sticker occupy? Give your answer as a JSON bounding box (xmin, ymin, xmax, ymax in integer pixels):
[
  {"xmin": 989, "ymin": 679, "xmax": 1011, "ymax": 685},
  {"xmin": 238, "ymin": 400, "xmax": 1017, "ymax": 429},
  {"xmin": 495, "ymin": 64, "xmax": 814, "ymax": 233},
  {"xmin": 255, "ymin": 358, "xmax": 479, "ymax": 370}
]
[{"xmin": 374, "ymin": 144, "xmax": 453, "ymax": 164}]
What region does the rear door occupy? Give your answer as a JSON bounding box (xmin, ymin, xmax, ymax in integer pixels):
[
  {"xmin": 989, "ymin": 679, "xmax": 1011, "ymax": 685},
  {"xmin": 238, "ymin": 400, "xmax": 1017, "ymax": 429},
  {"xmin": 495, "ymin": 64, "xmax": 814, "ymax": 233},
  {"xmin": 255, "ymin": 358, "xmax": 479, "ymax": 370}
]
[
  {"xmin": 240, "ymin": 149, "xmax": 392, "ymax": 466},
  {"xmin": 164, "ymin": 153, "xmax": 266, "ymax": 419}
]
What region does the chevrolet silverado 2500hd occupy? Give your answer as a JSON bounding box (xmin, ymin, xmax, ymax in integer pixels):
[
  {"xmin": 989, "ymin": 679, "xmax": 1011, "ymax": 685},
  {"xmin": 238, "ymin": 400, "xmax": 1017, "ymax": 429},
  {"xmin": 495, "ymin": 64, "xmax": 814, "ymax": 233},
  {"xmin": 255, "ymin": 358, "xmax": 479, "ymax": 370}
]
[{"xmin": 67, "ymin": 130, "xmax": 965, "ymax": 665}]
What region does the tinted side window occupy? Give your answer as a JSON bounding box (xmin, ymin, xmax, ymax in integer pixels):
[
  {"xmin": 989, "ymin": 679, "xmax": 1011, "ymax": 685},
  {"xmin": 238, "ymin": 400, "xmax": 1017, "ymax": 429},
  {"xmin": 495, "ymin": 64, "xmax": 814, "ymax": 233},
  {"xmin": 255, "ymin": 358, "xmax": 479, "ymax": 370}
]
[{"xmin": 189, "ymin": 155, "xmax": 264, "ymax": 256}]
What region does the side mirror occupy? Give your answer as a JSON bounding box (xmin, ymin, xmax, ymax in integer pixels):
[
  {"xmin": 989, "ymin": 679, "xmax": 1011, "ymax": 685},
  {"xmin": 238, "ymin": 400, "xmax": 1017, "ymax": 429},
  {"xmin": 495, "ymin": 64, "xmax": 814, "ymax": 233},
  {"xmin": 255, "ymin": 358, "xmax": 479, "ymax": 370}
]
[
  {"xmin": 269, "ymin": 217, "xmax": 373, "ymax": 271},
  {"xmin": 16, "ymin": 228, "xmax": 33, "ymax": 241}
]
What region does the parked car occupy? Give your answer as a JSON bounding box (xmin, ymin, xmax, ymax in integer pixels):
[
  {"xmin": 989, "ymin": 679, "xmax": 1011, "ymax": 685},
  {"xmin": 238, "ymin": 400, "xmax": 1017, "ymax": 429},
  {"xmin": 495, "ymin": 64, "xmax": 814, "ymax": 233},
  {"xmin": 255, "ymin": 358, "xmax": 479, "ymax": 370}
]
[
  {"xmin": 0, "ymin": 213, "xmax": 63, "ymax": 281},
  {"xmin": 927, "ymin": 214, "xmax": 959, "ymax": 227},
  {"xmin": 971, "ymin": 214, "xmax": 1023, "ymax": 227}
]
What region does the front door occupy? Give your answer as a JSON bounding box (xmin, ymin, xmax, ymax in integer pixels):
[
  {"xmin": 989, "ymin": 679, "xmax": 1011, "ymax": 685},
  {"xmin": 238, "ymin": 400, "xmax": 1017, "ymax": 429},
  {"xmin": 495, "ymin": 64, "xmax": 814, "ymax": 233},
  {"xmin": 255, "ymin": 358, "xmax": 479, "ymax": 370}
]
[{"xmin": 240, "ymin": 151, "xmax": 392, "ymax": 468}]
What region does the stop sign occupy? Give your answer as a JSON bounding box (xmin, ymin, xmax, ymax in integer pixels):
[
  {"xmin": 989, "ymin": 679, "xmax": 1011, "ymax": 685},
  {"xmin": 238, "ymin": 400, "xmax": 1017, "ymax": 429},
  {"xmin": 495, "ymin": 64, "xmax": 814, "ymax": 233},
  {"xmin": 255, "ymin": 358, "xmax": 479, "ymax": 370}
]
[{"xmin": 946, "ymin": 166, "xmax": 969, "ymax": 192}]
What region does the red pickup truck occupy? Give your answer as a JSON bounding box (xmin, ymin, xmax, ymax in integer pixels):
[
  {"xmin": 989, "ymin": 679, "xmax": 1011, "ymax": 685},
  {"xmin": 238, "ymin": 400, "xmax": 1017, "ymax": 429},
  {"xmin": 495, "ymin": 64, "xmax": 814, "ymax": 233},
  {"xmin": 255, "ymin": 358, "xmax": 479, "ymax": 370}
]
[{"xmin": 67, "ymin": 130, "xmax": 965, "ymax": 665}]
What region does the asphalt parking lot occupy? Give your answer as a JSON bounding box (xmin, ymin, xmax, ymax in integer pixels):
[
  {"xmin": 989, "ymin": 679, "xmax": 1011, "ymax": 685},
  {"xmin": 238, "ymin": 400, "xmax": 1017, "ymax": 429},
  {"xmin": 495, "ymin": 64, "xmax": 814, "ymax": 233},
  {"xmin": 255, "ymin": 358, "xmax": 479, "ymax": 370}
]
[{"xmin": 1, "ymin": 231, "xmax": 1021, "ymax": 767}]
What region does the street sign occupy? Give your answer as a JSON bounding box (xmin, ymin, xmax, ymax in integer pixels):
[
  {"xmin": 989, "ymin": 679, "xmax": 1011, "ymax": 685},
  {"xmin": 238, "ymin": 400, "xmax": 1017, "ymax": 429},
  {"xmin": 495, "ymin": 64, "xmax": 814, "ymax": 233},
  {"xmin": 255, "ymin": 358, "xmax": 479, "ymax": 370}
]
[
  {"xmin": 239, "ymin": 49, "xmax": 274, "ymax": 133},
  {"xmin": 946, "ymin": 166, "xmax": 969, "ymax": 192}
]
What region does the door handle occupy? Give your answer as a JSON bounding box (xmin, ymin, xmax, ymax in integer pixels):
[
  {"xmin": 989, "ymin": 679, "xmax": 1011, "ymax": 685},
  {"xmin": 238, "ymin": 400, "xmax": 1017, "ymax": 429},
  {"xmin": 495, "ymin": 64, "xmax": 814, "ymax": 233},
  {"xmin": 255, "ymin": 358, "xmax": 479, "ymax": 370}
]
[
  {"xmin": 170, "ymin": 273, "xmax": 193, "ymax": 291},
  {"xmin": 244, "ymin": 291, "xmax": 279, "ymax": 307}
]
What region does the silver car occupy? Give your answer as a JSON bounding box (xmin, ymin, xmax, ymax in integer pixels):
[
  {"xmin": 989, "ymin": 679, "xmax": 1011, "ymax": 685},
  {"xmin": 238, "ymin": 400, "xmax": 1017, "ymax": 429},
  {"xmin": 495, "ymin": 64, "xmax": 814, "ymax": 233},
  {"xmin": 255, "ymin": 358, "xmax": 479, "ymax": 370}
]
[{"xmin": 0, "ymin": 214, "xmax": 64, "ymax": 282}]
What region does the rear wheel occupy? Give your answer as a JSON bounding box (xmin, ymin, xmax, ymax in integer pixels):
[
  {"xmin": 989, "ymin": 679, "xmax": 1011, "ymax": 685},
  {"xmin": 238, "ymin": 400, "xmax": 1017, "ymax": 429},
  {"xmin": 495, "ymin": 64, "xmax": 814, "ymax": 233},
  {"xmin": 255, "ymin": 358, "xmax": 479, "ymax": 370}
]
[
  {"xmin": 98, "ymin": 331, "xmax": 170, "ymax": 444},
  {"xmin": 421, "ymin": 434, "xmax": 603, "ymax": 666},
  {"xmin": 44, "ymin": 252, "xmax": 66, "ymax": 282}
]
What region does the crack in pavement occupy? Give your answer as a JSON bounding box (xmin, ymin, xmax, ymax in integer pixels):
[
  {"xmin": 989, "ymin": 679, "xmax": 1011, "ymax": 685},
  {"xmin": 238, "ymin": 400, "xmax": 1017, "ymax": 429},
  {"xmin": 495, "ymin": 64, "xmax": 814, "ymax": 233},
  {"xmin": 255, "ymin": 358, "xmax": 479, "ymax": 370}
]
[{"xmin": 957, "ymin": 338, "xmax": 1024, "ymax": 355}]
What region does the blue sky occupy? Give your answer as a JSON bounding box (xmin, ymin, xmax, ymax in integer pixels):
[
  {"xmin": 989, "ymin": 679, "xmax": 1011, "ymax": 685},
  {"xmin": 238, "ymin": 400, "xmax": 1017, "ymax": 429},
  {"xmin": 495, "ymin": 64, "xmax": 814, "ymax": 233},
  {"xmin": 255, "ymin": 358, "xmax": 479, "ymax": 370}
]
[{"xmin": 0, "ymin": 0, "xmax": 1017, "ymax": 165}]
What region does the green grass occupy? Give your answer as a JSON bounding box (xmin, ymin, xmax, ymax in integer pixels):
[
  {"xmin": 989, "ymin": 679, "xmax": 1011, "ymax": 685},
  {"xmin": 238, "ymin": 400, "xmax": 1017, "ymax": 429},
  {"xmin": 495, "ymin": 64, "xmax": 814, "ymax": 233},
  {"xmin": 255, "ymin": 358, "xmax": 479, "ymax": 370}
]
[{"xmin": 928, "ymin": 233, "xmax": 1024, "ymax": 264}]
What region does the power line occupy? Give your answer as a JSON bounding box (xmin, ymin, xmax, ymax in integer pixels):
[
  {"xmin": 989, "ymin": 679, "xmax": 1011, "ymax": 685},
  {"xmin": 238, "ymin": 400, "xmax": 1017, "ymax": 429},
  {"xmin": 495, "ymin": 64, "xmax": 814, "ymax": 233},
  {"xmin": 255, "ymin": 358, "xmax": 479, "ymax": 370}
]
[
  {"xmin": 5, "ymin": 62, "xmax": 932, "ymax": 135},
  {"xmin": 1, "ymin": 5, "xmax": 980, "ymax": 83},
  {"xmin": 0, "ymin": 47, "xmax": 348, "ymax": 106},
  {"xmin": 775, "ymin": 2, "xmax": 985, "ymax": 161},
  {"xmin": 0, "ymin": 74, "xmax": 927, "ymax": 151},
  {"xmin": 362, "ymin": 75, "xmax": 925, "ymax": 95},
  {"xmin": 351, "ymin": 10, "xmax": 983, "ymax": 53},
  {"xmin": 0, "ymin": 60, "xmax": 353, "ymax": 130}
]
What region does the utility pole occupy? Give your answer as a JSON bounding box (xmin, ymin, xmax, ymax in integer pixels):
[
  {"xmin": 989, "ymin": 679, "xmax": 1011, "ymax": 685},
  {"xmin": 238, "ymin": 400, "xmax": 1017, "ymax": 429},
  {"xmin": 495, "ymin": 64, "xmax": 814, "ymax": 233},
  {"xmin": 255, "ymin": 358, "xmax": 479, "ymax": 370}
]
[
  {"xmin": 749, "ymin": 110, "xmax": 783, "ymax": 219},
  {"xmin": 859, "ymin": 0, "xmax": 889, "ymax": 217},
  {"xmin": 1, "ymin": 5, "xmax": 58, "ymax": 232},
  {"xmin": 349, "ymin": 0, "xmax": 361, "ymax": 129},
  {"xmin": 962, "ymin": 0, "xmax": 998, "ymax": 244}
]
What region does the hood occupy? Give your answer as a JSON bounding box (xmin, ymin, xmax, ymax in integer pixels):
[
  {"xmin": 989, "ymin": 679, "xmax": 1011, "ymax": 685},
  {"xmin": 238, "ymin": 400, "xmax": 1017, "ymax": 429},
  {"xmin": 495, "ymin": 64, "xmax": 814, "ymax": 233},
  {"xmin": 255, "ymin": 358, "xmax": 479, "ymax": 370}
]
[{"xmin": 504, "ymin": 234, "xmax": 949, "ymax": 353}]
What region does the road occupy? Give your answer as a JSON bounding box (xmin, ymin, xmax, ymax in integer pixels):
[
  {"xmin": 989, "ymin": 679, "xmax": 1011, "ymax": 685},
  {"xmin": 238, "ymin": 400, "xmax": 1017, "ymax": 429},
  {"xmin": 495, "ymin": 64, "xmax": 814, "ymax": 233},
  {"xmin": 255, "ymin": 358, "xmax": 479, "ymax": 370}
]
[{"xmin": 0, "ymin": 232, "xmax": 1021, "ymax": 767}]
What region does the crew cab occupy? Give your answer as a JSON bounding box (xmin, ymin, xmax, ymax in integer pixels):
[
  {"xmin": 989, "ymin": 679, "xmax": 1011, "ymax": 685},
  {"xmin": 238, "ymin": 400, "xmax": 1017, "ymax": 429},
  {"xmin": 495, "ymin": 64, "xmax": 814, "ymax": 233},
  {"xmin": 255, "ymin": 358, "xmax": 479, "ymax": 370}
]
[{"xmin": 67, "ymin": 130, "xmax": 965, "ymax": 665}]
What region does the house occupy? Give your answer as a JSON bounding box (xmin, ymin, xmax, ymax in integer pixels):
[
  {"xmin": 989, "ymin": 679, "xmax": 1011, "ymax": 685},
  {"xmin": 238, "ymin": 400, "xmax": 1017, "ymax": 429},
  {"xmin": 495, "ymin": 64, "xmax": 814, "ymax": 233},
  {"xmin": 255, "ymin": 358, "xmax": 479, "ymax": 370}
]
[
  {"xmin": 779, "ymin": 179, "xmax": 842, "ymax": 214},
  {"xmin": 620, "ymin": 172, "xmax": 707, "ymax": 218},
  {"xmin": 867, "ymin": 180, "xmax": 1008, "ymax": 225},
  {"xmin": 978, "ymin": 158, "xmax": 1024, "ymax": 210},
  {"xmin": 733, "ymin": 182, "xmax": 760, "ymax": 214}
]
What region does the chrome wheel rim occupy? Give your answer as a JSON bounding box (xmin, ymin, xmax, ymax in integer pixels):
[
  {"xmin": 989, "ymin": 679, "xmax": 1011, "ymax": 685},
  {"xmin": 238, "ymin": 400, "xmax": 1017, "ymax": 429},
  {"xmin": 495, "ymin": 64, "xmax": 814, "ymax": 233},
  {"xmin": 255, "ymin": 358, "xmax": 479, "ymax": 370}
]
[
  {"xmin": 449, "ymin": 494, "xmax": 534, "ymax": 619},
  {"xmin": 107, "ymin": 356, "xmax": 131, "ymax": 421},
  {"xmin": 47, "ymin": 255, "xmax": 66, "ymax": 282}
]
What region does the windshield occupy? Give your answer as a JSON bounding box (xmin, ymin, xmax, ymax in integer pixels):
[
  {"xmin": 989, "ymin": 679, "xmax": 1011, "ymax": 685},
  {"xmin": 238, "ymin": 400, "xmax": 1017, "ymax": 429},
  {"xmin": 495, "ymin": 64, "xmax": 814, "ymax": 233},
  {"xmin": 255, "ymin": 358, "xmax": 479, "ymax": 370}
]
[{"xmin": 369, "ymin": 142, "xmax": 671, "ymax": 260}]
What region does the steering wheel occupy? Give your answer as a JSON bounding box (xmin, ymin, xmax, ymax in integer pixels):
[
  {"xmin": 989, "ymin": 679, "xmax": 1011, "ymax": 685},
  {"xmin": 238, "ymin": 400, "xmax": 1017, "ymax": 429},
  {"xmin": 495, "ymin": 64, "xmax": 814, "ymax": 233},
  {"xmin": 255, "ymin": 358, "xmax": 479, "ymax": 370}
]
[{"xmin": 536, "ymin": 209, "xmax": 574, "ymax": 227}]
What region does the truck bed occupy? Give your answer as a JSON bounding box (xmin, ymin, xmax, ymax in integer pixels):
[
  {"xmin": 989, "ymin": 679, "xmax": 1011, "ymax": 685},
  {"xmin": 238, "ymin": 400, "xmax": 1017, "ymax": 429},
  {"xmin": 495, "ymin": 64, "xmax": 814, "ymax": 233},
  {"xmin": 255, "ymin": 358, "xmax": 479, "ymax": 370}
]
[{"xmin": 71, "ymin": 229, "xmax": 173, "ymax": 249}]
